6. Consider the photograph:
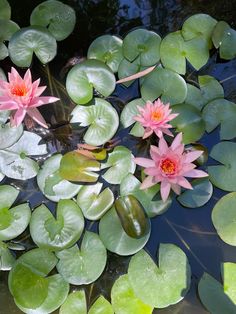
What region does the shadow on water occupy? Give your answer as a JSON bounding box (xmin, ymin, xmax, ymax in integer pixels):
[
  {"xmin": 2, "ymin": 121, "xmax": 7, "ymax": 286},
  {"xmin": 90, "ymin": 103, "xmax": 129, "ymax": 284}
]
[{"xmin": 1, "ymin": 0, "xmax": 236, "ymax": 313}]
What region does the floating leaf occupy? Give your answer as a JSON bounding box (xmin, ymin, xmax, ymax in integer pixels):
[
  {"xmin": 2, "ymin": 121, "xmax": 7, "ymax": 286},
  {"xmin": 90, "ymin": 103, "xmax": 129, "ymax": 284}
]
[
  {"xmin": 208, "ymin": 142, "xmax": 236, "ymax": 191},
  {"xmin": 212, "ymin": 21, "xmax": 236, "ymax": 60},
  {"xmin": 37, "ymin": 154, "xmax": 81, "ymax": 202},
  {"xmin": 30, "ymin": 200, "xmax": 84, "ymax": 250},
  {"xmin": 0, "ymin": 123, "xmax": 23, "ymax": 149},
  {"xmin": 120, "ymin": 174, "xmax": 171, "ymax": 217},
  {"xmin": 171, "ymin": 103, "xmax": 205, "ymax": 144},
  {"xmin": 111, "ymin": 274, "xmax": 153, "ymax": 314},
  {"xmin": 0, "ymin": 241, "xmax": 15, "ymax": 271},
  {"xmin": 212, "ymin": 192, "xmax": 236, "ymax": 246},
  {"xmin": 185, "ymin": 83, "xmax": 205, "ymax": 110},
  {"xmin": 120, "ymin": 98, "xmax": 145, "ymax": 128},
  {"xmin": 56, "ymin": 231, "xmax": 107, "ymax": 285},
  {"xmin": 160, "ymin": 31, "xmax": 209, "ymax": 74},
  {"xmin": 76, "ymin": 182, "xmax": 114, "ymax": 220},
  {"xmin": 0, "ymin": 184, "xmax": 19, "ymax": 209},
  {"xmin": 30, "ymin": 0, "xmax": 76, "ymax": 41},
  {"xmin": 101, "ymin": 146, "xmax": 136, "ymax": 184},
  {"xmin": 118, "ymin": 58, "xmax": 141, "ymax": 87},
  {"xmin": 87, "ymin": 35, "xmax": 123, "ymax": 72},
  {"xmin": 141, "ymin": 67, "xmax": 187, "ymax": 105},
  {"xmin": 99, "ymin": 207, "xmax": 150, "ymax": 256},
  {"xmin": 123, "ymin": 29, "xmax": 161, "ymax": 66},
  {"xmin": 60, "ymin": 291, "xmax": 87, "ymax": 314},
  {"xmin": 115, "ymin": 195, "xmax": 149, "ymax": 238},
  {"xmin": 129, "ymin": 122, "xmax": 145, "ymax": 137},
  {"xmin": 181, "ymin": 14, "xmax": 217, "ymax": 46},
  {"xmin": 202, "ymin": 99, "xmax": 236, "ymax": 140},
  {"xmin": 0, "ymin": 19, "xmax": 20, "ymax": 60},
  {"xmin": 198, "ymin": 272, "xmax": 236, "ymax": 314},
  {"xmin": 70, "ymin": 98, "xmax": 119, "ymax": 145},
  {"xmin": 198, "ymin": 75, "xmax": 224, "ymax": 104},
  {"xmin": 128, "ymin": 244, "xmax": 191, "ymax": 308},
  {"xmin": 177, "ymin": 178, "xmax": 213, "ymax": 208},
  {"xmin": 66, "ymin": 60, "xmax": 116, "ymax": 105},
  {"xmin": 9, "ymin": 26, "xmax": 57, "ymax": 67},
  {"xmin": 89, "ymin": 296, "xmax": 114, "ymax": 314},
  {"xmin": 0, "ymin": 0, "xmax": 11, "ymax": 20},
  {"xmin": 223, "ymin": 263, "xmax": 236, "ymax": 304}
]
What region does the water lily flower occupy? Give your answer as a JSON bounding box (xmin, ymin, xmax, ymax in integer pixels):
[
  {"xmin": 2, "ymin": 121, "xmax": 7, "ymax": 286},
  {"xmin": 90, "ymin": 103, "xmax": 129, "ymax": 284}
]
[
  {"xmin": 134, "ymin": 99, "xmax": 178, "ymax": 139},
  {"xmin": 134, "ymin": 133, "xmax": 208, "ymax": 202},
  {"xmin": 0, "ymin": 67, "xmax": 59, "ymax": 128}
]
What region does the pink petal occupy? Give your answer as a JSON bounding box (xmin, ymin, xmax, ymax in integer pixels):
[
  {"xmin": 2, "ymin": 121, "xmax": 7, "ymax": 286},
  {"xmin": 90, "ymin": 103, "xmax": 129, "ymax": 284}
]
[
  {"xmin": 159, "ymin": 136, "xmax": 169, "ymax": 153},
  {"xmin": 171, "ymin": 132, "xmax": 183, "ymax": 150},
  {"xmin": 171, "ymin": 183, "xmax": 181, "ymax": 195},
  {"xmin": 30, "ymin": 96, "xmax": 59, "ymax": 107},
  {"xmin": 0, "ymin": 100, "xmax": 19, "ymax": 110},
  {"xmin": 27, "ymin": 108, "xmax": 48, "ymax": 128},
  {"xmin": 144, "ymin": 167, "xmax": 160, "ymax": 176},
  {"xmin": 24, "ymin": 69, "xmax": 32, "ymax": 86},
  {"xmin": 143, "ymin": 128, "xmax": 153, "ymax": 139},
  {"xmin": 134, "ymin": 157, "xmax": 155, "ymax": 168},
  {"xmin": 10, "ymin": 108, "xmax": 26, "ymax": 127},
  {"xmin": 160, "ymin": 180, "xmax": 171, "ymax": 202},
  {"xmin": 176, "ymin": 176, "xmax": 193, "ymax": 189},
  {"xmin": 184, "ymin": 150, "xmax": 203, "ymax": 163},
  {"xmin": 9, "ymin": 67, "xmax": 21, "ymax": 82},
  {"xmin": 140, "ymin": 176, "xmax": 157, "ymax": 189},
  {"xmin": 184, "ymin": 169, "xmax": 208, "ymax": 178}
]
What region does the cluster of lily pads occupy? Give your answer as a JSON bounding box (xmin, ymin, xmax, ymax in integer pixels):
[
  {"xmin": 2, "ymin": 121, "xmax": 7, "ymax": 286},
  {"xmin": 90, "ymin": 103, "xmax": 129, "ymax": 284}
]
[{"xmin": 1, "ymin": 0, "xmax": 236, "ymax": 312}]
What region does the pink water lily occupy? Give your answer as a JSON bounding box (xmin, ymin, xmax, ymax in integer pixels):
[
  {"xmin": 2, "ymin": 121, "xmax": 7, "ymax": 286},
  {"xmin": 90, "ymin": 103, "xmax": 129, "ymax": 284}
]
[
  {"xmin": 134, "ymin": 133, "xmax": 208, "ymax": 202},
  {"xmin": 134, "ymin": 99, "xmax": 178, "ymax": 139},
  {"xmin": 0, "ymin": 67, "xmax": 59, "ymax": 128}
]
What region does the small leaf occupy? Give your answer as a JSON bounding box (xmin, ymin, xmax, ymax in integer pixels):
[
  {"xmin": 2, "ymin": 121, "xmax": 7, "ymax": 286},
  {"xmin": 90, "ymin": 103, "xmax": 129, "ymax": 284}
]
[
  {"xmin": 0, "ymin": 241, "xmax": 15, "ymax": 270},
  {"xmin": 0, "ymin": 184, "xmax": 19, "ymax": 209},
  {"xmin": 223, "ymin": 262, "xmax": 236, "ymax": 304},
  {"xmin": 89, "ymin": 296, "xmax": 114, "ymax": 314},
  {"xmin": 60, "ymin": 291, "xmax": 87, "ymax": 314},
  {"xmin": 120, "ymin": 98, "xmax": 145, "ymax": 128},
  {"xmin": 198, "ymin": 75, "xmax": 224, "ymax": 104},
  {"xmin": 118, "ymin": 58, "xmax": 141, "ymax": 87},
  {"xmin": 185, "ymin": 83, "xmax": 205, "ymax": 110},
  {"xmin": 0, "ymin": 0, "xmax": 11, "ymax": 19},
  {"xmin": 0, "ymin": 19, "xmax": 20, "ymax": 60},
  {"xmin": 0, "ymin": 123, "xmax": 23, "ymax": 149}
]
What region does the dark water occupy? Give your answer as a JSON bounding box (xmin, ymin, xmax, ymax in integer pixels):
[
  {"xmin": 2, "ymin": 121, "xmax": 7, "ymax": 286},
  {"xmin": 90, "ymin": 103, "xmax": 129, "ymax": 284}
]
[{"xmin": 1, "ymin": 0, "xmax": 236, "ymax": 313}]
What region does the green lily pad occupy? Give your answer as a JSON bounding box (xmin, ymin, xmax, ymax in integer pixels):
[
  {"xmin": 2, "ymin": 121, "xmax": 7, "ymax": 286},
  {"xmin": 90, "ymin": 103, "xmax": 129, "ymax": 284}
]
[
  {"xmin": 0, "ymin": 184, "xmax": 19, "ymax": 209},
  {"xmin": 129, "ymin": 122, "xmax": 145, "ymax": 137},
  {"xmin": 0, "ymin": 0, "xmax": 10, "ymax": 19},
  {"xmin": 198, "ymin": 75, "xmax": 224, "ymax": 105},
  {"xmin": 87, "ymin": 35, "xmax": 123, "ymax": 72},
  {"xmin": 120, "ymin": 98, "xmax": 145, "ymax": 128},
  {"xmin": 212, "ymin": 192, "xmax": 236, "ymax": 246},
  {"xmin": 208, "ymin": 142, "xmax": 236, "ymax": 191},
  {"xmin": 30, "ymin": 199, "xmax": 84, "ymax": 250},
  {"xmin": 101, "ymin": 146, "xmax": 136, "ymax": 184},
  {"xmin": 118, "ymin": 58, "xmax": 141, "ymax": 87},
  {"xmin": 60, "ymin": 290, "xmax": 87, "ymax": 314},
  {"xmin": 0, "ymin": 241, "xmax": 15, "ymax": 270},
  {"xmin": 223, "ymin": 262, "xmax": 236, "ymax": 304},
  {"xmin": 141, "ymin": 67, "xmax": 187, "ymax": 105},
  {"xmin": 181, "ymin": 14, "xmax": 217, "ymax": 46},
  {"xmin": 0, "ymin": 19, "xmax": 20, "ymax": 60},
  {"xmin": 185, "ymin": 83, "xmax": 205, "ymax": 110},
  {"xmin": 66, "ymin": 59, "xmax": 116, "ymax": 105},
  {"xmin": 202, "ymin": 99, "xmax": 236, "ymax": 140},
  {"xmin": 70, "ymin": 98, "xmax": 119, "ymax": 146},
  {"xmin": 37, "ymin": 154, "xmax": 81, "ymax": 202},
  {"xmin": 120, "ymin": 174, "xmax": 171, "ymax": 217},
  {"xmin": 0, "ymin": 123, "xmax": 23, "ymax": 149},
  {"xmin": 171, "ymin": 103, "xmax": 205, "ymax": 144},
  {"xmin": 59, "ymin": 151, "xmax": 100, "ymax": 183},
  {"xmin": 8, "ymin": 26, "xmax": 57, "ymax": 67},
  {"xmin": 128, "ymin": 244, "xmax": 191, "ymax": 308},
  {"xmin": 99, "ymin": 207, "xmax": 150, "ymax": 256},
  {"xmin": 198, "ymin": 272, "xmax": 236, "ymax": 314},
  {"xmin": 160, "ymin": 31, "xmax": 209, "ymax": 74},
  {"xmin": 56, "ymin": 231, "xmax": 107, "ymax": 285},
  {"xmin": 30, "ymin": 0, "xmax": 76, "ymax": 41},
  {"xmin": 76, "ymin": 183, "xmax": 114, "ymax": 220},
  {"xmin": 89, "ymin": 296, "xmax": 114, "ymax": 314},
  {"xmin": 212, "ymin": 21, "xmax": 236, "ymax": 60},
  {"xmin": 123, "ymin": 29, "xmax": 161, "ymax": 66},
  {"xmin": 177, "ymin": 178, "xmax": 213, "ymax": 208},
  {"xmin": 111, "ymin": 274, "xmax": 153, "ymax": 314}
]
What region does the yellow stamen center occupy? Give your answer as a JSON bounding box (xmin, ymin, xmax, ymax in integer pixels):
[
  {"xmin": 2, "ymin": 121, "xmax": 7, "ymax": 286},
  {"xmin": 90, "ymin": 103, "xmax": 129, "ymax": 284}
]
[
  {"xmin": 11, "ymin": 84, "xmax": 27, "ymax": 97},
  {"xmin": 160, "ymin": 158, "xmax": 176, "ymax": 175},
  {"xmin": 151, "ymin": 109, "xmax": 163, "ymax": 122}
]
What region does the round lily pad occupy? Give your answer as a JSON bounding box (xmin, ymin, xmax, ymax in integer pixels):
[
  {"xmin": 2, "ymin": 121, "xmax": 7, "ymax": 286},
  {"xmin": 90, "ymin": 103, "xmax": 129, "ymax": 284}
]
[
  {"xmin": 89, "ymin": 296, "xmax": 114, "ymax": 314},
  {"xmin": 111, "ymin": 274, "xmax": 153, "ymax": 314},
  {"xmin": 212, "ymin": 192, "xmax": 236, "ymax": 246},
  {"xmin": 208, "ymin": 142, "xmax": 236, "ymax": 191},
  {"xmin": 99, "ymin": 207, "xmax": 150, "ymax": 256},
  {"xmin": 8, "ymin": 26, "xmax": 57, "ymax": 67},
  {"xmin": 37, "ymin": 154, "xmax": 81, "ymax": 202},
  {"xmin": 141, "ymin": 67, "xmax": 187, "ymax": 105},
  {"xmin": 30, "ymin": 0, "xmax": 76, "ymax": 41},
  {"xmin": 171, "ymin": 103, "xmax": 205, "ymax": 144},
  {"xmin": 56, "ymin": 231, "xmax": 107, "ymax": 285},
  {"xmin": 30, "ymin": 200, "xmax": 84, "ymax": 250},
  {"xmin": 0, "ymin": 123, "xmax": 23, "ymax": 149},
  {"xmin": 202, "ymin": 99, "xmax": 236, "ymax": 140},
  {"xmin": 123, "ymin": 29, "xmax": 161, "ymax": 66},
  {"xmin": 0, "ymin": 184, "xmax": 19, "ymax": 209},
  {"xmin": 198, "ymin": 75, "xmax": 224, "ymax": 104},
  {"xmin": 120, "ymin": 98, "xmax": 145, "ymax": 128},
  {"xmin": 101, "ymin": 146, "xmax": 136, "ymax": 185},
  {"xmin": 70, "ymin": 98, "xmax": 119, "ymax": 146},
  {"xmin": 66, "ymin": 59, "xmax": 116, "ymax": 105},
  {"xmin": 117, "ymin": 58, "xmax": 141, "ymax": 87},
  {"xmin": 59, "ymin": 290, "xmax": 87, "ymax": 314},
  {"xmin": 177, "ymin": 178, "xmax": 213, "ymax": 208},
  {"xmin": 0, "ymin": 0, "xmax": 11, "ymax": 19},
  {"xmin": 160, "ymin": 31, "xmax": 209, "ymax": 74},
  {"xmin": 212, "ymin": 21, "xmax": 236, "ymax": 60},
  {"xmin": 76, "ymin": 182, "xmax": 114, "ymax": 220},
  {"xmin": 0, "ymin": 19, "xmax": 20, "ymax": 60},
  {"xmin": 128, "ymin": 244, "xmax": 191, "ymax": 308},
  {"xmin": 87, "ymin": 35, "xmax": 123, "ymax": 72}
]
